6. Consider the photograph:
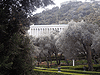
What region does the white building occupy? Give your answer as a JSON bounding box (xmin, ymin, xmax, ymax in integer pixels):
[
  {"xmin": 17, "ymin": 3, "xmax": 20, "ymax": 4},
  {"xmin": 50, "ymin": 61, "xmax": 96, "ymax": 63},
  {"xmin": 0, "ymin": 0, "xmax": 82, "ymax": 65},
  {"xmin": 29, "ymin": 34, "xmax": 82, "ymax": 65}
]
[{"xmin": 28, "ymin": 24, "xmax": 68, "ymax": 37}]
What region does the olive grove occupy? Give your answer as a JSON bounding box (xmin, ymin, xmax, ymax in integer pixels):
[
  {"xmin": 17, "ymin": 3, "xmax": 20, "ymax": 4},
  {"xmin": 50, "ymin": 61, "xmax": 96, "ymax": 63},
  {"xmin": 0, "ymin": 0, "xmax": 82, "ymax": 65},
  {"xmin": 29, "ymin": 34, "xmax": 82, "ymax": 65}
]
[
  {"xmin": 56, "ymin": 20, "xmax": 100, "ymax": 71},
  {"xmin": 32, "ymin": 30, "xmax": 64, "ymax": 67},
  {"xmin": 31, "ymin": 20, "xmax": 100, "ymax": 71}
]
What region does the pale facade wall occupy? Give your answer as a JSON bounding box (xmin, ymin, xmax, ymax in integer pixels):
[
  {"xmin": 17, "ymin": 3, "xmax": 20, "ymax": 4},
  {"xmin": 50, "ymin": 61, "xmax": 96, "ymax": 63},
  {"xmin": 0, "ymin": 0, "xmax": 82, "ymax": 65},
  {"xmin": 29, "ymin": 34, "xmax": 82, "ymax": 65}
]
[{"xmin": 29, "ymin": 24, "xmax": 68, "ymax": 37}]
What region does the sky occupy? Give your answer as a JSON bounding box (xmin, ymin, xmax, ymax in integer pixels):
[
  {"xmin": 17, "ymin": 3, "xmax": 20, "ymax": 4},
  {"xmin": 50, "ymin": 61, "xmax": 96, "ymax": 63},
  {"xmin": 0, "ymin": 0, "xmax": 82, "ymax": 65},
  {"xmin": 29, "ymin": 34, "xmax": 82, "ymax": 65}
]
[
  {"xmin": 32, "ymin": 0, "xmax": 86, "ymax": 14},
  {"xmin": 54, "ymin": 0, "xmax": 85, "ymax": 6}
]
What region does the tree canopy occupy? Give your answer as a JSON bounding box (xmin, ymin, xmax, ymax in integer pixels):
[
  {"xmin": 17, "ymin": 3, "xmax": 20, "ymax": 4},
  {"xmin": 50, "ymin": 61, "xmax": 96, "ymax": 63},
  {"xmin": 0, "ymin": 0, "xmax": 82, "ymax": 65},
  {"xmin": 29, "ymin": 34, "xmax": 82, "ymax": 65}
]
[
  {"xmin": 0, "ymin": 0, "xmax": 54, "ymax": 75},
  {"xmin": 56, "ymin": 20, "xmax": 100, "ymax": 71},
  {"xmin": 32, "ymin": 20, "xmax": 100, "ymax": 71}
]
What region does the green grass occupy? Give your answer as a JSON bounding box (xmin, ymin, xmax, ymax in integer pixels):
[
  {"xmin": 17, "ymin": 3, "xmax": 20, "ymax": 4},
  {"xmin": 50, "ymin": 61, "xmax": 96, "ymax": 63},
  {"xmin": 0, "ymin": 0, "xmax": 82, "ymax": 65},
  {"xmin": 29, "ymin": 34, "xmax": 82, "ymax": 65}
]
[
  {"xmin": 75, "ymin": 60, "xmax": 87, "ymax": 64},
  {"xmin": 52, "ymin": 61, "xmax": 57, "ymax": 64}
]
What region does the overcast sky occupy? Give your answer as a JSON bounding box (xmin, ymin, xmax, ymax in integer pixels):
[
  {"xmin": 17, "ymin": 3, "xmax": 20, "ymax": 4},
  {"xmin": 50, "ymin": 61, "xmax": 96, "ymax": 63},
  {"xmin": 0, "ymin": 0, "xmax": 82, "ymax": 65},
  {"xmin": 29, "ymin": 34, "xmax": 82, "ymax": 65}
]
[{"xmin": 54, "ymin": 0, "xmax": 85, "ymax": 6}]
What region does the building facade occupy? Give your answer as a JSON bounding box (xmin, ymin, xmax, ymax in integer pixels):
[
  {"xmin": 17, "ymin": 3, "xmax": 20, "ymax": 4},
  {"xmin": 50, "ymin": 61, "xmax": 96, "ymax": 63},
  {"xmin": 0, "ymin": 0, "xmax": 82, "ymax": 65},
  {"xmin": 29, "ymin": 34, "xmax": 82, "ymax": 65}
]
[{"xmin": 29, "ymin": 24, "xmax": 68, "ymax": 37}]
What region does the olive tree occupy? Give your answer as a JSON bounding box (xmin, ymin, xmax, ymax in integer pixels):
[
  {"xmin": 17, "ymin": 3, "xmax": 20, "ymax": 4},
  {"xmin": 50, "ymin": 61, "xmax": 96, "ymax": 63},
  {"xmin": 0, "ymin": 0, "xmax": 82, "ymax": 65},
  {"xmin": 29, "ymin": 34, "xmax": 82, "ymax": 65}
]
[
  {"xmin": 32, "ymin": 30, "xmax": 62, "ymax": 67},
  {"xmin": 56, "ymin": 20, "xmax": 100, "ymax": 71},
  {"xmin": 49, "ymin": 30, "xmax": 62, "ymax": 65},
  {"xmin": 32, "ymin": 34, "xmax": 51, "ymax": 67},
  {"xmin": 33, "ymin": 46, "xmax": 43, "ymax": 67}
]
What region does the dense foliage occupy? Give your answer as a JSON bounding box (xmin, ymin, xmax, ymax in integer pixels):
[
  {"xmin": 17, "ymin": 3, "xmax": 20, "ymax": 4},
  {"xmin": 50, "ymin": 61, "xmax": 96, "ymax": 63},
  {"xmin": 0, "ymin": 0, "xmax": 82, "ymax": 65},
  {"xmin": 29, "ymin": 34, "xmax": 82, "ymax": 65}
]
[
  {"xmin": 56, "ymin": 20, "xmax": 100, "ymax": 71},
  {"xmin": 33, "ymin": 31, "xmax": 60, "ymax": 67},
  {"xmin": 0, "ymin": 0, "xmax": 54, "ymax": 75},
  {"xmin": 32, "ymin": 20, "xmax": 100, "ymax": 71}
]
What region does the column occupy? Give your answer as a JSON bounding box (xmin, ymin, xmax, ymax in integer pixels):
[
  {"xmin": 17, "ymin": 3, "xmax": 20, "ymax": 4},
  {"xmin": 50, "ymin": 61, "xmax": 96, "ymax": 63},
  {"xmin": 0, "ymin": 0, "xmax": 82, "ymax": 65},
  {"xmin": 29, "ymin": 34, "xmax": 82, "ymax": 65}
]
[
  {"xmin": 36, "ymin": 28, "xmax": 37, "ymax": 36},
  {"xmin": 32, "ymin": 28, "xmax": 33, "ymax": 36},
  {"xmin": 34, "ymin": 28, "xmax": 36, "ymax": 36},
  {"xmin": 45, "ymin": 28, "xmax": 47, "ymax": 34},
  {"xmin": 50, "ymin": 28, "xmax": 51, "ymax": 33},
  {"xmin": 54, "ymin": 28, "xmax": 55, "ymax": 31},
  {"xmin": 37, "ymin": 28, "xmax": 39, "ymax": 37},
  {"xmin": 31, "ymin": 28, "xmax": 32, "ymax": 35},
  {"xmin": 34, "ymin": 28, "xmax": 36, "ymax": 37},
  {"xmin": 44, "ymin": 28, "xmax": 46, "ymax": 34},
  {"xmin": 32, "ymin": 28, "xmax": 33, "ymax": 35},
  {"xmin": 38, "ymin": 28, "xmax": 40, "ymax": 36}
]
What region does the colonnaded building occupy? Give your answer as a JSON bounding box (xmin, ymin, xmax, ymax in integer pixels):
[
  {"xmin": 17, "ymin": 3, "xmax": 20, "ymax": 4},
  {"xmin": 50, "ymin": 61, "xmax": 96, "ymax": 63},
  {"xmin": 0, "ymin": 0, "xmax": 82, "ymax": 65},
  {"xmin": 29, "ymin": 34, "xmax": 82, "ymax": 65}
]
[{"xmin": 28, "ymin": 24, "xmax": 68, "ymax": 37}]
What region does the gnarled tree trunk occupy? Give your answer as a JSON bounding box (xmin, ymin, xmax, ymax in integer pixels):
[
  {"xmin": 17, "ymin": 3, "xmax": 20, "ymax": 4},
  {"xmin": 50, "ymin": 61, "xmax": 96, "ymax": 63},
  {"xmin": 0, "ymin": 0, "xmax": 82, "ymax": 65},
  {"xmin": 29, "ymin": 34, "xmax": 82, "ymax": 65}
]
[
  {"xmin": 55, "ymin": 53, "xmax": 59, "ymax": 65},
  {"xmin": 81, "ymin": 40, "xmax": 93, "ymax": 71},
  {"xmin": 65, "ymin": 57, "xmax": 69, "ymax": 66},
  {"xmin": 46, "ymin": 57, "xmax": 49, "ymax": 68},
  {"xmin": 86, "ymin": 46, "xmax": 93, "ymax": 71},
  {"xmin": 58, "ymin": 53, "xmax": 63, "ymax": 65},
  {"xmin": 48, "ymin": 51, "xmax": 52, "ymax": 64},
  {"xmin": 37, "ymin": 56, "xmax": 40, "ymax": 67}
]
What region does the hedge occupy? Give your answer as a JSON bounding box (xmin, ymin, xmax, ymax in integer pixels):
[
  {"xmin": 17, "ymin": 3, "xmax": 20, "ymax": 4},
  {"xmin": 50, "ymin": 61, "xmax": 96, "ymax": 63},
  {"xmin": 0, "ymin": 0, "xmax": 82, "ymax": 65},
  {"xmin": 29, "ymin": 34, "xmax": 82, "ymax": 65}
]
[
  {"xmin": 34, "ymin": 69, "xmax": 87, "ymax": 75},
  {"xmin": 60, "ymin": 69, "xmax": 100, "ymax": 75},
  {"xmin": 61, "ymin": 64, "xmax": 100, "ymax": 69},
  {"xmin": 35, "ymin": 66, "xmax": 100, "ymax": 75}
]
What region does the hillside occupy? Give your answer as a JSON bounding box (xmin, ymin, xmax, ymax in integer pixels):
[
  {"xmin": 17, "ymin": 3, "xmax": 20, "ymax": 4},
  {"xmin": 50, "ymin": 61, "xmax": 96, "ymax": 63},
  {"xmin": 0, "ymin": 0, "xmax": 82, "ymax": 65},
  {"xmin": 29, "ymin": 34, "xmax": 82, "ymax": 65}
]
[{"xmin": 34, "ymin": 1, "xmax": 100, "ymax": 25}]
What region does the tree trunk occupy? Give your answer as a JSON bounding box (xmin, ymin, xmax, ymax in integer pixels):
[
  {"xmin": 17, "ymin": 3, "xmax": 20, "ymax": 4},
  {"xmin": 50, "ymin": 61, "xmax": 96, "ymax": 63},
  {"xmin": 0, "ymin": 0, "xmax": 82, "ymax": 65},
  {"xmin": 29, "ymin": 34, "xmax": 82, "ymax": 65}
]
[
  {"xmin": 58, "ymin": 53, "xmax": 63, "ymax": 65},
  {"xmin": 46, "ymin": 57, "xmax": 49, "ymax": 68},
  {"xmin": 48, "ymin": 51, "xmax": 52, "ymax": 64},
  {"xmin": 50, "ymin": 57, "xmax": 52, "ymax": 64},
  {"xmin": 37, "ymin": 57, "xmax": 39, "ymax": 67},
  {"xmin": 39, "ymin": 58, "xmax": 42, "ymax": 63},
  {"xmin": 55, "ymin": 53, "xmax": 59, "ymax": 65},
  {"xmin": 65, "ymin": 57, "xmax": 69, "ymax": 66},
  {"xmin": 49, "ymin": 56, "xmax": 52, "ymax": 64},
  {"xmin": 86, "ymin": 46, "xmax": 93, "ymax": 71},
  {"xmin": 42, "ymin": 51, "xmax": 50, "ymax": 68},
  {"xmin": 81, "ymin": 40, "xmax": 93, "ymax": 71},
  {"xmin": 39, "ymin": 54, "xmax": 42, "ymax": 63}
]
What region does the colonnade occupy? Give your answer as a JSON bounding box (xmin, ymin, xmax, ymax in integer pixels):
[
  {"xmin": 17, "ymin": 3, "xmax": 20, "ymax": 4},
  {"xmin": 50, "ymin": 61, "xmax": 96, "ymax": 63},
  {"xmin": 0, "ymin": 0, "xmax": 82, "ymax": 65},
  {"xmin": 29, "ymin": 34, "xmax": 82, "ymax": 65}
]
[{"xmin": 29, "ymin": 25, "xmax": 68, "ymax": 37}]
